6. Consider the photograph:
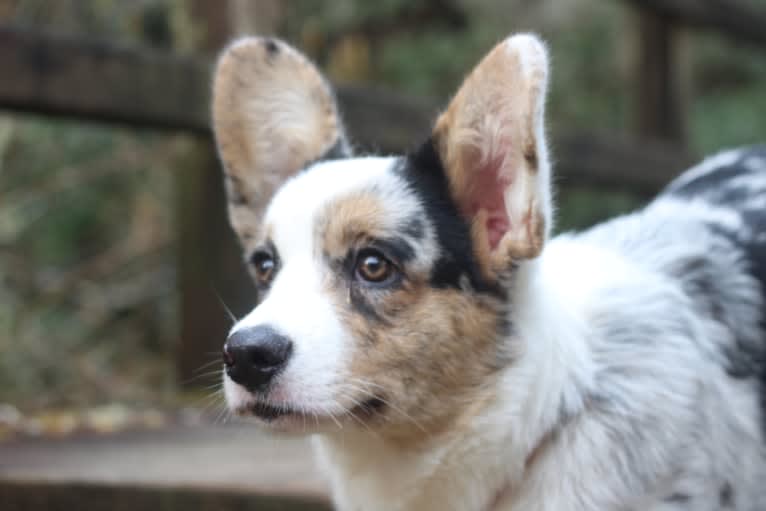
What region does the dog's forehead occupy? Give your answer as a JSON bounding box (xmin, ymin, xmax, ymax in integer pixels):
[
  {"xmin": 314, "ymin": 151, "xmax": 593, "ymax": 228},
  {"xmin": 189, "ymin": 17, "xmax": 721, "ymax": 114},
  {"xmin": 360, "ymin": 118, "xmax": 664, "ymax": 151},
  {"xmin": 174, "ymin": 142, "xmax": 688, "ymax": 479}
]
[{"xmin": 263, "ymin": 156, "xmax": 415, "ymax": 257}]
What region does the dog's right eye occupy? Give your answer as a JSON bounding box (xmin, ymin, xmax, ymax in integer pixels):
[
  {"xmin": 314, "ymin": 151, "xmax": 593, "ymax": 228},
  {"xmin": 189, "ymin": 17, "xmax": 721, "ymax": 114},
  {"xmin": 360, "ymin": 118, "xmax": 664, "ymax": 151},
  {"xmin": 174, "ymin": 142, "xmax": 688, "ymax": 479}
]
[
  {"xmin": 251, "ymin": 251, "xmax": 276, "ymax": 285},
  {"xmin": 355, "ymin": 249, "xmax": 396, "ymax": 285}
]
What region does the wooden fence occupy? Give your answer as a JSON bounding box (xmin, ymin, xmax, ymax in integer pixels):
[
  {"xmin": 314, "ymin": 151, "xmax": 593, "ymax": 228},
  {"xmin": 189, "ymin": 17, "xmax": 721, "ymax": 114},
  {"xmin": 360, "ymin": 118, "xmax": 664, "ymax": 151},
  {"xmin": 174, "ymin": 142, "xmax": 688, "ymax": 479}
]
[{"xmin": 0, "ymin": 0, "xmax": 763, "ymax": 383}]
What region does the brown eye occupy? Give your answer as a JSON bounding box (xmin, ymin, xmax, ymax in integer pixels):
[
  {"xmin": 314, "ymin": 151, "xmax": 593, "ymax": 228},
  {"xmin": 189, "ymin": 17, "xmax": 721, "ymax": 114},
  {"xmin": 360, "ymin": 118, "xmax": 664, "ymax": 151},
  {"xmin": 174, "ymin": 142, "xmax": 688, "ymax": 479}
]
[
  {"xmin": 355, "ymin": 250, "xmax": 394, "ymax": 283},
  {"xmin": 251, "ymin": 251, "xmax": 276, "ymax": 284}
]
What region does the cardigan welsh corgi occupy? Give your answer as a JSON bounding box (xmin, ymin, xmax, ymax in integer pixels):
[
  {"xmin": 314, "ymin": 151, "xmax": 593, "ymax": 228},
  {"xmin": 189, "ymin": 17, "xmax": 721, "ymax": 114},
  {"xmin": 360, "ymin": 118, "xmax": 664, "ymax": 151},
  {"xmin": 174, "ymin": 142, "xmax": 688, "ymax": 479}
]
[{"xmin": 213, "ymin": 33, "xmax": 766, "ymax": 510}]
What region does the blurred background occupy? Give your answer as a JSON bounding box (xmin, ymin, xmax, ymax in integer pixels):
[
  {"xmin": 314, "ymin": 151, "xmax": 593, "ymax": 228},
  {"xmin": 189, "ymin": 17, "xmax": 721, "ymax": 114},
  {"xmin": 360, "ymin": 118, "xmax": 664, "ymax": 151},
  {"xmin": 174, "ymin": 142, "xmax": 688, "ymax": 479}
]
[{"xmin": 0, "ymin": 0, "xmax": 764, "ymax": 509}]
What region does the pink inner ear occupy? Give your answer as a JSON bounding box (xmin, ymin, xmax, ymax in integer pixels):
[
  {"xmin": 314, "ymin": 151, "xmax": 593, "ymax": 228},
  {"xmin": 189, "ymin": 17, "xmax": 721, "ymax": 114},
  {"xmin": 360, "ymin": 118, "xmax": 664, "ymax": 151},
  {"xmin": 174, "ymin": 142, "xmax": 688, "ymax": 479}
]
[
  {"xmin": 464, "ymin": 158, "xmax": 512, "ymax": 251},
  {"xmin": 486, "ymin": 213, "xmax": 510, "ymax": 250}
]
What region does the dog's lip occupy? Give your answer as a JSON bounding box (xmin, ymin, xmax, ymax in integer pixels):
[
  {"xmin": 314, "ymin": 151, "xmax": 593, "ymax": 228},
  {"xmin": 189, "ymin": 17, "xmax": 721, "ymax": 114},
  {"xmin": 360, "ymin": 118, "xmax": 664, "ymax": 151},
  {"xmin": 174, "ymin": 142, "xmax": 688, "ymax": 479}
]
[{"xmin": 245, "ymin": 396, "xmax": 386, "ymax": 422}]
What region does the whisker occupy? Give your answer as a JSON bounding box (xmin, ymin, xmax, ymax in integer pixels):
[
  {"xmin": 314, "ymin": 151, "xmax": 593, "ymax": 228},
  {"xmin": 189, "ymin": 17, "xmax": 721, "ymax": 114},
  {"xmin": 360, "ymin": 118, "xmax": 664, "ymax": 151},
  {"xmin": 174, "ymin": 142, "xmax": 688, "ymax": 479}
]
[
  {"xmin": 180, "ymin": 372, "xmax": 222, "ymax": 387},
  {"xmin": 334, "ymin": 389, "xmax": 379, "ymax": 436},
  {"xmin": 195, "ymin": 358, "xmax": 224, "ymax": 372},
  {"xmin": 213, "ymin": 401, "xmax": 230, "ymax": 425},
  {"xmin": 320, "ymin": 402, "xmax": 343, "ymax": 430},
  {"xmin": 190, "ymin": 387, "xmax": 225, "ymax": 411},
  {"xmin": 211, "ymin": 286, "xmax": 237, "ymax": 324},
  {"xmin": 191, "ymin": 392, "xmax": 219, "ymax": 409}
]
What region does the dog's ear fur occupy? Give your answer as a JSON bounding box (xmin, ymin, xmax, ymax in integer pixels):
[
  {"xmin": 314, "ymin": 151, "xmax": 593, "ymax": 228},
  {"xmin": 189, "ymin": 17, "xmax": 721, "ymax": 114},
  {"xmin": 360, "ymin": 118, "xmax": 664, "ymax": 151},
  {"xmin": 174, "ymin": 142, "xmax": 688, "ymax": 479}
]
[
  {"xmin": 212, "ymin": 37, "xmax": 349, "ymax": 245},
  {"xmin": 434, "ymin": 34, "xmax": 552, "ymax": 273}
]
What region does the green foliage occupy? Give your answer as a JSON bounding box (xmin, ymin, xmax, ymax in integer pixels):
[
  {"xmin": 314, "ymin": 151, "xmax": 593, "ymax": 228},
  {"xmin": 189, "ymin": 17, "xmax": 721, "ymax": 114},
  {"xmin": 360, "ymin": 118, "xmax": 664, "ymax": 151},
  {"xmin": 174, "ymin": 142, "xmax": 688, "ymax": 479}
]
[
  {"xmin": 0, "ymin": 115, "xmax": 180, "ymax": 409},
  {"xmin": 556, "ymin": 187, "xmax": 646, "ymax": 234},
  {"xmin": 690, "ymin": 36, "xmax": 766, "ymax": 153},
  {"xmin": 377, "ymin": 28, "xmax": 490, "ymax": 97},
  {"xmin": 545, "ymin": 1, "xmax": 631, "ymax": 133}
]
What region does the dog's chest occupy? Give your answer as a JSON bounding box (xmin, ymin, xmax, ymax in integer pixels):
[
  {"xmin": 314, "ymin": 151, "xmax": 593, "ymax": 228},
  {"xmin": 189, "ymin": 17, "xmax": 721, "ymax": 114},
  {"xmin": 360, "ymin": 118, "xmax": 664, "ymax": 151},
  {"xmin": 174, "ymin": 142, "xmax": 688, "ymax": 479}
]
[{"xmin": 312, "ymin": 425, "xmax": 521, "ymax": 511}]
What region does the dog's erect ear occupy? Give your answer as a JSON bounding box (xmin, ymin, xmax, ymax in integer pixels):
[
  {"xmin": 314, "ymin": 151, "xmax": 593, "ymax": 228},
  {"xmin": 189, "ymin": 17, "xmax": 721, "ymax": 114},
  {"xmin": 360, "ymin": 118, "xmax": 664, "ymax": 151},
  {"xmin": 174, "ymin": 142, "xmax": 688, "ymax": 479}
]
[
  {"xmin": 434, "ymin": 34, "xmax": 551, "ymax": 272},
  {"xmin": 212, "ymin": 37, "xmax": 349, "ymax": 245}
]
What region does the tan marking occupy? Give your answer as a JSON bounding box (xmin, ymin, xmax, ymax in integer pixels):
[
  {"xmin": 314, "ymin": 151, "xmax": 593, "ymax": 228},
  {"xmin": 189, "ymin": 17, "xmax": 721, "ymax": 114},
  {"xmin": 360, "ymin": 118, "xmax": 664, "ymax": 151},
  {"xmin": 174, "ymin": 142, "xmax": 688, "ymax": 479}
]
[
  {"xmin": 318, "ymin": 192, "xmax": 391, "ymax": 259},
  {"xmin": 433, "ymin": 35, "xmax": 550, "ymax": 272},
  {"xmin": 310, "ymin": 189, "xmax": 509, "ymax": 444},
  {"xmin": 212, "ymin": 37, "xmax": 345, "ymax": 250},
  {"xmin": 328, "ymin": 275, "xmax": 508, "ymax": 446}
]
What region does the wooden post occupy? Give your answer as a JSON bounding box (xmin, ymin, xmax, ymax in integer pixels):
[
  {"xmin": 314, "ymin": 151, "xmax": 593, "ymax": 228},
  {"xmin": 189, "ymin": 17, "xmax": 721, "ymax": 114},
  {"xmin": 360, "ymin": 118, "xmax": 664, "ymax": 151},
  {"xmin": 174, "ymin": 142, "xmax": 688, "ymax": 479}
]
[
  {"xmin": 174, "ymin": 138, "xmax": 254, "ymax": 386},
  {"xmin": 175, "ymin": 0, "xmax": 256, "ymax": 386},
  {"xmin": 633, "ymin": 8, "xmax": 689, "ymax": 146}
]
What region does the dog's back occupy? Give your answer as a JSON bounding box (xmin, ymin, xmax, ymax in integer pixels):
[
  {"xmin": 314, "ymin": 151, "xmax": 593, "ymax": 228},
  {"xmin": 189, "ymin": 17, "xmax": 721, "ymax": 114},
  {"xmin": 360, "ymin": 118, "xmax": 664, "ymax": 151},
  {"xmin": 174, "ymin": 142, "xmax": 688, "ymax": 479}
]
[
  {"xmin": 662, "ymin": 145, "xmax": 766, "ymax": 305},
  {"xmin": 577, "ymin": 146, "xmax": 765, "ymax": 360},
  {"xmin": 544, "ymin": 146, "xmax": 766, "ymax": 509}
]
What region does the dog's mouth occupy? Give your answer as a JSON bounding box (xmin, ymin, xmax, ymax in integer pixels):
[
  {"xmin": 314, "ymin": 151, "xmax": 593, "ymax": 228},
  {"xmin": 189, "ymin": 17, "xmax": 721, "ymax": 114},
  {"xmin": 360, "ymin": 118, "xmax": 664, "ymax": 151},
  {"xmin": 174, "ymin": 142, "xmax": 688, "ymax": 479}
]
[{"xmin": 245, "ymin": 397, "xmax": 387, "ymax": 423}]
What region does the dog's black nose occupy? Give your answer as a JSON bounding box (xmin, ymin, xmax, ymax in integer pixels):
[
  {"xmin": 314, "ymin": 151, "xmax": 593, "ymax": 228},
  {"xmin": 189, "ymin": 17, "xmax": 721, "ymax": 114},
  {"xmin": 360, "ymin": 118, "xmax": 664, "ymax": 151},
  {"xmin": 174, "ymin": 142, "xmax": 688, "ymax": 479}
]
[{"xmin": 223, "ymin": 326, "xmax": 292, "ymax": 391}]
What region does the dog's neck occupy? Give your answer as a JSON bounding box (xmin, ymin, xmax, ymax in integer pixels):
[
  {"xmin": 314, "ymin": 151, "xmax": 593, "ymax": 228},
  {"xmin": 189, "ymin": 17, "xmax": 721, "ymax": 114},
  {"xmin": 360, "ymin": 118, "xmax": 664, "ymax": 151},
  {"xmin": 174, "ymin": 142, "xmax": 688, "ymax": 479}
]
[{"xmin": 313, "ymin": 252, "xmax": 593, "ymax": 511}]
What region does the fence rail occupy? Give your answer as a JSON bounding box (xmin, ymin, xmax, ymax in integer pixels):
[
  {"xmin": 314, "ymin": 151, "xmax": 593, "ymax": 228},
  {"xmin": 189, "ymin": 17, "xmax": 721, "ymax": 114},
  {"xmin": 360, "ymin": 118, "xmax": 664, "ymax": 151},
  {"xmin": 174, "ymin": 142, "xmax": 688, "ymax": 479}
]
[
  {"xmin": 0, "ymin": 25, "xmax": 693, "ymax": 193},
  {"xmin": 624, "ymin": 0, "xmax": 766, "ymax": 47}
]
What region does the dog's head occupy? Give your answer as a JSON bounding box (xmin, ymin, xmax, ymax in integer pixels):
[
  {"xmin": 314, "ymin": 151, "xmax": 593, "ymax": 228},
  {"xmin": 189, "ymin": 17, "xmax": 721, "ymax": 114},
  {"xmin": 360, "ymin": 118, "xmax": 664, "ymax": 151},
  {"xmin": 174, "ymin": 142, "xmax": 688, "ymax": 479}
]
[{"xmin": 213, "ymin": 35, "xmax": 551, "ymax": 439}]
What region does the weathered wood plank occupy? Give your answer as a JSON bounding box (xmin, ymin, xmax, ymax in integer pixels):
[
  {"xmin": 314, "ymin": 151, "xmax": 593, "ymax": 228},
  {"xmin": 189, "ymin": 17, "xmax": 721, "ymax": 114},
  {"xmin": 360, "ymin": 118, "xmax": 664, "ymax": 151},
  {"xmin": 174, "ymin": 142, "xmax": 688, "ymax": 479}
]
[
  {"xmin": 0, "ymin": 424, "xmax": 331, "ymax": 510},
  {"xmin": 0, "ymin": 483, "xmax": 330, "ymax": 511},
  {"xmin": 0, "ymin": 24, "xmax": 437, "ymax": 153},
  {"xmin": 622, "ymin": 0, "xmax": 766, "ymax": 47},
  {"xmin": 0, "ymin": 24, "xmax": 692, "ymax": 191},
  {"xmin": 0, "ymin": 25, "xmax": 212, "ymax": 134},
  {"xmin": 554, "ymin": 132, "xmax": 693, "ymax": 194}
]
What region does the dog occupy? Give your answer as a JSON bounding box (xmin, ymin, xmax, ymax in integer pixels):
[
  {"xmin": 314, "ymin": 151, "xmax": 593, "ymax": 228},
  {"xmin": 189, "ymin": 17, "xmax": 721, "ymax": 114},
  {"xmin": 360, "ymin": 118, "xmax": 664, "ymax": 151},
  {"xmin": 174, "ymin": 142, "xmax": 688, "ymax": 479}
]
[{"xmin": 212, "ymin": 33, "xmax": 766, "ymax": 510}]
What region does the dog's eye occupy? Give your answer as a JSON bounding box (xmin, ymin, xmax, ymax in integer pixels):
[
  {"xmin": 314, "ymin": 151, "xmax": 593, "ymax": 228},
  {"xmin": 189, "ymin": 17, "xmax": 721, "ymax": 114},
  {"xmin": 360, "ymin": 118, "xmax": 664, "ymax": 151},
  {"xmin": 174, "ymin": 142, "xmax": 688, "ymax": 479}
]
[
  {"xmin": 355, "ymin": 249, "xmax": 395, "ymax": 284},
  {"xmin": 251, "ymin": 251, "xmax": 276, "ymax": 284}
]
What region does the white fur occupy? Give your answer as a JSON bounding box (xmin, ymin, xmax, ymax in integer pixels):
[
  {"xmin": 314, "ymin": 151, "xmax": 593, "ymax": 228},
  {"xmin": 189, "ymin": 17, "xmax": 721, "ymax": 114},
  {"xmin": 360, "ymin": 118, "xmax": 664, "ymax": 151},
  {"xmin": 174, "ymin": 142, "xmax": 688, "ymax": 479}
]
[
  {"xmin": 228, "ymin": 157, "xmax": 440, "ymax": 416},
  {"xmin": 504, "ymin": 34, "xmax": 554, "ymax": 238}
]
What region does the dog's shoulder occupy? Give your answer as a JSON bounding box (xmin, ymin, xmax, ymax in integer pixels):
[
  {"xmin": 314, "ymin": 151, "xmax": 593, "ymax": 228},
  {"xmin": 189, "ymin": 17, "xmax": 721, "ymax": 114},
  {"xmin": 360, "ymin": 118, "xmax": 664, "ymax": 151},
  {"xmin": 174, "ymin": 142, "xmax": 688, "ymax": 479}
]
[{"xmin": 561, "ymin": 146, "xmax": 766, "ymax": 434}]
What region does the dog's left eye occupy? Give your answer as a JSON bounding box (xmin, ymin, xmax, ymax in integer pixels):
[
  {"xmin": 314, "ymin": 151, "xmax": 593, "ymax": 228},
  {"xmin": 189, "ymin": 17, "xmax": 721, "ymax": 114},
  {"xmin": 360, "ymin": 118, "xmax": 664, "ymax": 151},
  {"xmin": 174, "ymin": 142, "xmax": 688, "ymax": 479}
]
[
  {"xmin": 355, "ymin": 249, "xmax": 395, "ymax": 284},
  {"xmin": 251, "ymin": 251, "xmax": 277, "ymax": 284}
]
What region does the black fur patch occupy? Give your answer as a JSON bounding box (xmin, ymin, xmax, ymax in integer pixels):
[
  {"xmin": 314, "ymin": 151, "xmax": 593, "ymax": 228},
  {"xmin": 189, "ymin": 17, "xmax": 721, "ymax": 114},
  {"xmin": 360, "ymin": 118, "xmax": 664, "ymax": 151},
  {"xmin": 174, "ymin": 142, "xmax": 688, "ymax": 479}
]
[
  {"xmin": 665, "ymin": 147, "xmax": 766, "ymax": 319},
  {"xmin": 348, "ymin": 285, "xmax": 387, "ymax": 325},
  {"xmin": 668, "ymin": 145, "xmax": 766, "ymax": 210},
  {"xmin": 397, "ymin": 138, "xmax": 502, "ymax": 297},
  {"xmin": 402, "ymin": 218, "xmax": 425, "ymax": 240},
  {"xmin": 371, "ymin": 237, "xmax": 416, "ymax": 265},
  {"xmin": 668, "ymin": 146, "xmax": 766, "ymax": 432},
  {"xmin": 703, "ymin": 225, "xmax": 766, "ymax": 378},
  {"xmin": 720, "ymin": 482, "xmax": 734, "ymax": 507},
  {"xmin": 740, "ymin": 209, "xmax": 766, "ymax": 322},
  {"xmin": 263, "ymin": 38, "xmax": 279, "ymax": 56},
  {"xmin": 670, "ymin": 162, "xmax": 745, "ymax": 202},
  {"xmin": 664, "ymin": 493, "xmax": 690, "ymax": 503}
]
